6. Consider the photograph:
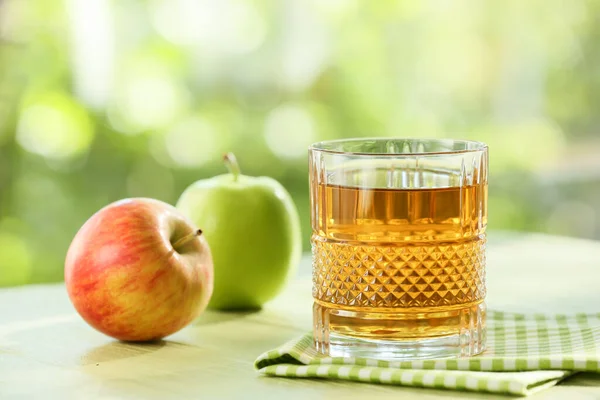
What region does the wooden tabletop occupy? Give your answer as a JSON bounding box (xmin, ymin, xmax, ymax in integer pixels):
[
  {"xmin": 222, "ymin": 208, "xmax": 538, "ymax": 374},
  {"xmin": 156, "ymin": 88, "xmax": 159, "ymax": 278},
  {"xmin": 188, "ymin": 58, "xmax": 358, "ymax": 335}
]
[{"xmin": 1, "ymin": 232, "xmax": 599, "ymax": 399}]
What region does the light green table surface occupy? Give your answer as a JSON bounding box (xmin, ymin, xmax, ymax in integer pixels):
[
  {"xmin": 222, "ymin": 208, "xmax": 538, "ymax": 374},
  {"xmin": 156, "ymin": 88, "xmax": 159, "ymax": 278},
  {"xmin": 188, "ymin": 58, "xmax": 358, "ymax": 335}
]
[{"xmin": 1, "ymin": 232, "xmax": 599, "ymax": 399}]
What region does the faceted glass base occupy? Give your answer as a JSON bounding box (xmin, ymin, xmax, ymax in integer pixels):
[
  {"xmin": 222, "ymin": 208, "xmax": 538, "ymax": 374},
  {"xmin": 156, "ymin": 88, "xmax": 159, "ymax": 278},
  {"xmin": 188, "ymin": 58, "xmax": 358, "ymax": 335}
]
[{"xmin": 313, "ymin": 301, "xmax": 486, "ymax": 360}]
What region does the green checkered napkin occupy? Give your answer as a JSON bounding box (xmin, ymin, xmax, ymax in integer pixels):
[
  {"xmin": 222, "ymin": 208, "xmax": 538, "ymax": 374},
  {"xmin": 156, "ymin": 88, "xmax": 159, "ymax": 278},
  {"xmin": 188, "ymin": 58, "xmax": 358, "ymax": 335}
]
[{"xmin": 255, "ymin": 311, "xmax": 600, "ymax": 396}]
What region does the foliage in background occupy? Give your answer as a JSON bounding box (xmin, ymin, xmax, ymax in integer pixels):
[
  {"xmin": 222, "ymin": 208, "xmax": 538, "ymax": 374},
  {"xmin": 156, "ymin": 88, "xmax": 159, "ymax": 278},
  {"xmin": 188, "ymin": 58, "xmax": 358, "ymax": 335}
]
[{"xmin": 1, "ymin": 0, "xmax": 599, "ymax": 286}]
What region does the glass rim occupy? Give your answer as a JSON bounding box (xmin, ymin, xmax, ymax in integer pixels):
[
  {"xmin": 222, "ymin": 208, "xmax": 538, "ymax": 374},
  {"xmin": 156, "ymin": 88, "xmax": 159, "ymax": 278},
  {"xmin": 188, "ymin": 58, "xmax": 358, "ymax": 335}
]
[{"xmin": 309, "ymin": 137, "xmax": 488, "ymax": 156}]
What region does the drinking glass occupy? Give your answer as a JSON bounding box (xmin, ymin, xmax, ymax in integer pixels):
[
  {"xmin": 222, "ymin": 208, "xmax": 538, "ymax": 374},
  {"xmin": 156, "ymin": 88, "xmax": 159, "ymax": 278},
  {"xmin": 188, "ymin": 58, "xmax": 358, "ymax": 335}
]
[{"xmin": 309, "ymin": 138, "xmax": 488, "ymax": 359}]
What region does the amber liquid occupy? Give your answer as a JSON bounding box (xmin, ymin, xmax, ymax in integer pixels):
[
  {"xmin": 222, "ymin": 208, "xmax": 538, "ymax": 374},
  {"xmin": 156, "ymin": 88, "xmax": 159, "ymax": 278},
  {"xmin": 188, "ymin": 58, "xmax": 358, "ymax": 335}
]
[{"xmin": 312, "ymin": 181, "xmax": 487, "ymax": 344}]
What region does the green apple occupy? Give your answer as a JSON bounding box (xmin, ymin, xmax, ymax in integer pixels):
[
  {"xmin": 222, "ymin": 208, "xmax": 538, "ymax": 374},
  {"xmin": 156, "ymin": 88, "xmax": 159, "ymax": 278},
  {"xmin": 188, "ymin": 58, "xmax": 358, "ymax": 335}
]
[{"xmin": 175, "ymin": 153, "xmax": 302, "ymax": 310}]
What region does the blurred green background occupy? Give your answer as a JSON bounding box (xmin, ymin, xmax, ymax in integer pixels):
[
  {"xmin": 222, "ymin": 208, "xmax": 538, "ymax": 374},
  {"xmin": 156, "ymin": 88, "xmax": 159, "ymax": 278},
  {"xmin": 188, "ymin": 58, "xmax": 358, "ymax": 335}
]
[{"xmin": 1, "ymin": 0, "xmax": 599, "ymax": 286}]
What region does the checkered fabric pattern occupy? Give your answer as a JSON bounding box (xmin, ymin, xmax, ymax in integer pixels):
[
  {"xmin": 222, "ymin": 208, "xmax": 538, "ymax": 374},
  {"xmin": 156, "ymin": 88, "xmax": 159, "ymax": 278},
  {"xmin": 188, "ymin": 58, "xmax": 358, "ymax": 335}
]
[{"xmin": 255, "ymin": 311, "xmax": 600, "ymax": 396}]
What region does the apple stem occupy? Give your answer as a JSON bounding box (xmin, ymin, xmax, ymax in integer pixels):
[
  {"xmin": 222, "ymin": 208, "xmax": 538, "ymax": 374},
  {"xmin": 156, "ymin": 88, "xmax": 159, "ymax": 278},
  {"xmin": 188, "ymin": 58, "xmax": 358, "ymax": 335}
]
[
  {"xmin": 171, "ymin": 229, "xmax": 203, "ymax": 254},
  {"xmin": 223, "ymin": 152, "xmax": 241, "ymax": 182}
]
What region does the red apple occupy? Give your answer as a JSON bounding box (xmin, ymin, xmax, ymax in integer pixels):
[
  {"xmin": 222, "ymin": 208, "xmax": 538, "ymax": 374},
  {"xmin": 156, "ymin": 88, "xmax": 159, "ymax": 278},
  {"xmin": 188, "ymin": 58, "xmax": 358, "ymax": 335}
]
[{"xmin": 65, "ymin": 198, "xmax": 213, "ymax": 341}]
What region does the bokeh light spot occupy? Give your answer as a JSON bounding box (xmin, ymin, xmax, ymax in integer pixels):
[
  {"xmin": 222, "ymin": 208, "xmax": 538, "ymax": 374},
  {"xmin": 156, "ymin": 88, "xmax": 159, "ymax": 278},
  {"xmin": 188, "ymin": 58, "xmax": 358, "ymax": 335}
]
[
  {"xmin": 111, "ymin": 74, "xmax": 189, "ymax": 134},
  {"xmin": 66, "ymin": 0, "xmax": 115, "ymax": 110},
  {"xmin": 277, "ymin": 2, "xmax": 330, "ymax": 91},
  {"xmin": 265, "ymin": 104, "xmax": 317, "ymax": 160},
  {"xmin": 151, "ymin": 0, "xmax": 266, "ymax": 54},
  {"xmin": 164, "ymin": 116, "xmax": 225, "ymax": 168},
  {"xmin": 16, "ymin": 93, "xmax": 94, "ymax": 161}
]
